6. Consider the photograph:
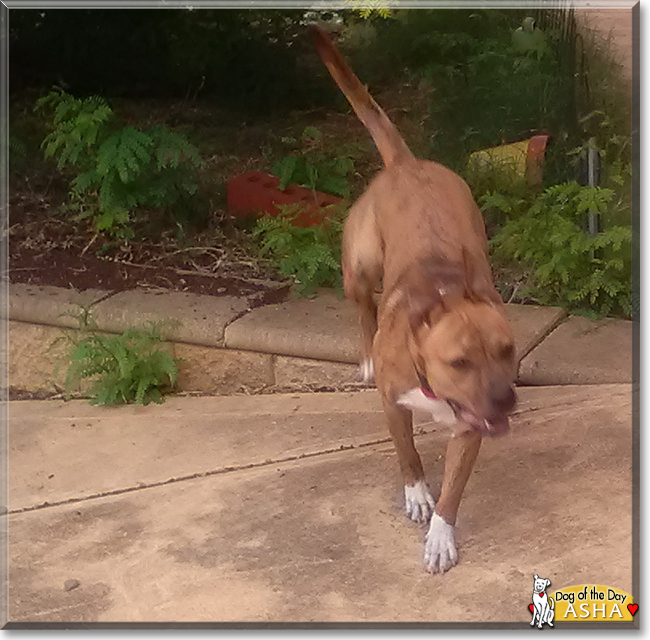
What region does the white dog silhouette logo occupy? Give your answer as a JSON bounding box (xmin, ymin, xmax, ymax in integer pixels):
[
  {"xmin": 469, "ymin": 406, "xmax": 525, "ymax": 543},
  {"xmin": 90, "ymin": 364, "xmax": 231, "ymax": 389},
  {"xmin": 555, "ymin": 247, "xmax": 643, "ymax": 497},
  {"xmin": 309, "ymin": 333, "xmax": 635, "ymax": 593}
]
[{"xmin": 530, "ymin": 574, "xmax": 555, "ymax": 628}]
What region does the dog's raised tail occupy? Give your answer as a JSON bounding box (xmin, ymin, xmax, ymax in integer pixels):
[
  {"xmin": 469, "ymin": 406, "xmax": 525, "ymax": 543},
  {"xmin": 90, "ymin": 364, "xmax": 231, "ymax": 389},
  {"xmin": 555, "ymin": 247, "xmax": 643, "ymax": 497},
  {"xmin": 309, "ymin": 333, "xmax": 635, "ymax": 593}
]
[{"xmin": 309, "ymin": 25, "xmax": 412, "ymax": 168}]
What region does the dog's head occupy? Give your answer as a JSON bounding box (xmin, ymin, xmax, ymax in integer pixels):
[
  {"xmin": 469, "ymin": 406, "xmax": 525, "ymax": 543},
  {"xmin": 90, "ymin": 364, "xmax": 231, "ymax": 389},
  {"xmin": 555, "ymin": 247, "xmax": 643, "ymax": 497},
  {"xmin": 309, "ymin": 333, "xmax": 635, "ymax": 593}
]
[
  {"xmin": 533, "ymin": 574, "xmax": 551, "ymax": 594},
  {"xmin": 406, "ymin": 259, "xmax": 517, "ymax": 436}
]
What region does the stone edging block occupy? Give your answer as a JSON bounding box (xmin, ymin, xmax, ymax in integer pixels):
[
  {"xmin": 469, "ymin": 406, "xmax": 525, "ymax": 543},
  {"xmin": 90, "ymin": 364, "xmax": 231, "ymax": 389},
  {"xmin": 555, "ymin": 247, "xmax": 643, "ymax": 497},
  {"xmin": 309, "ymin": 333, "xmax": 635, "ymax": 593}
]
[
  {"xmin": 519, "ymin": 315, "xmax": 633, "ymax": 385},
  {"xmin": 504, "ymin": 304, "xmax": 567, "ymax": 361},
  {"xmin": 7, "ymin": 284, "xmax": 633, "ymax": 389},
  {"xmin": 9, "ymin": 284, "xmax": 108, "ymax": 327},
  {"xmin": 224, "ymin": 291, "xmax": 359, "ymax": 363},
  {"xmin": 90, "ymin": 289, "xmax": 249, "ymax": 346}
]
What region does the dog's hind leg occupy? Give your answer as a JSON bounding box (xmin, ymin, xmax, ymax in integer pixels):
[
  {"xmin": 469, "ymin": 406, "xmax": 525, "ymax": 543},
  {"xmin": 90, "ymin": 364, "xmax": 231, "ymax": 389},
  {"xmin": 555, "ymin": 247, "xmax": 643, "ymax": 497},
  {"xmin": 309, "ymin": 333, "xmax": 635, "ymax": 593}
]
[
  {"xmin": 349, "ymin": 272, "xmax": 378, "ymax": 382},
  {"xmin": 342, "ymin": 199, "xmax": 383, "ymax": 382},
  {"xmin": 546, "ymin": 601, "xmax": 555, "ymax": 627}
]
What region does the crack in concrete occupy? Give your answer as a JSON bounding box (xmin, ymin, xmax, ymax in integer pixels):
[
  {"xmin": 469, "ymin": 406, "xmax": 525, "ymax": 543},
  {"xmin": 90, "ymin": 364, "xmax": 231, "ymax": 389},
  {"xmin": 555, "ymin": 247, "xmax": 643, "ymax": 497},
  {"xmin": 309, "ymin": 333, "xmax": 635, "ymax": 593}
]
[
  {"xmin": 222, "ymin": 305, "xmax": 253, "ymax": 333},
  {"xmin": 516, "ymin": 313, "xmax": 568, "ymax": 380},
  {"xmin": 8, "ymin": 395, "xmax": 590, "ymax": 516},
  {"xmin": 8, "ymin": 429, "xmax": 444, "ymax": 516},
  {"xmin": 89, "ymin": 291, "xmax": 119, "ymax": 308}
]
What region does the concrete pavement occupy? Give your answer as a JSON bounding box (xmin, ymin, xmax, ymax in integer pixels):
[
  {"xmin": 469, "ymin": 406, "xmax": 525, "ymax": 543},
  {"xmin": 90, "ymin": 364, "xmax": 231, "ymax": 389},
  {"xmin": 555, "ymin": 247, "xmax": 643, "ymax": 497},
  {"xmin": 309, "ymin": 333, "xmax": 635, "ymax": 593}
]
[
  {"xmin": 7, "ymin": 384, "xmax": 633, "ymax": 625},
  {"xmin": 6, "ymin": 283, "xmax": 636, "ymax": 626}
]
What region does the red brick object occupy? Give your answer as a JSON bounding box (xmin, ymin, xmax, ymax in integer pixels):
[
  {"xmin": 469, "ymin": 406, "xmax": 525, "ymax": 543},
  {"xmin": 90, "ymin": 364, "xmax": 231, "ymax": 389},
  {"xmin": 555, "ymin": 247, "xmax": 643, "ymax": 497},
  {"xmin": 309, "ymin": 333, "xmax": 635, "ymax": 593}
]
[{"xmin": 226, "ymin": 171, "xmax": 342, "ymax": 227}]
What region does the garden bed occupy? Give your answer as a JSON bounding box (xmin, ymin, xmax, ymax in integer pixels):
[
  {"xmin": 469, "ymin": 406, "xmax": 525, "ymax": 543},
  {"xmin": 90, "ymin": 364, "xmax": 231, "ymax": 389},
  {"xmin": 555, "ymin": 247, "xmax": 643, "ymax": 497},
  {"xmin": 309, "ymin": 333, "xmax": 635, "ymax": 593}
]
[
  {"xmin": 9, "ymin": 210, "xmax": 292, "ymax": 306},
  {"xmin": 8, "ymin": 9, "xmax": 632, "ymax": 319}
]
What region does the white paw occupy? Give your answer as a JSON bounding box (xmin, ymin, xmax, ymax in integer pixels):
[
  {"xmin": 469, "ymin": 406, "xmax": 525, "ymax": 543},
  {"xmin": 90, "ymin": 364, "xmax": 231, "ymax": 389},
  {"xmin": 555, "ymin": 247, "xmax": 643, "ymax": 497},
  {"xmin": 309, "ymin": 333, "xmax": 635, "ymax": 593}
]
[
  {"xmin": 423, "ymin": 513, "xmax": 458, "ymax": 574},
  {"xmin": 359, "ymin": 358, "xmax": 374, "ymax": 383},
  {"xmin": 404, "ymin": 480, "xmax": 435, "ymax": 524}
]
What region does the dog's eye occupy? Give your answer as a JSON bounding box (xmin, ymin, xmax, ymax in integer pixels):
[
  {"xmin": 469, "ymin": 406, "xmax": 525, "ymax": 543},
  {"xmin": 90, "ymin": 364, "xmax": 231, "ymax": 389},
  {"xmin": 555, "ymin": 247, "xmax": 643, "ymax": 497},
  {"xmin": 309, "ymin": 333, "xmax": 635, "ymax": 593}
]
[{"xmin": 450, "ymin": 357, "xmax": 471, "ymax": 370}]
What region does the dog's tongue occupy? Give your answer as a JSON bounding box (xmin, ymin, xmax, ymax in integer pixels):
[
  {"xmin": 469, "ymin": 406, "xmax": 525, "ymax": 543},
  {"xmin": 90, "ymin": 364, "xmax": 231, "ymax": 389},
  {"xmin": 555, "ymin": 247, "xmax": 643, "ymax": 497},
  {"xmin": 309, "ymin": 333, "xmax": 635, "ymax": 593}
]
[{"xmin": 459, "ymin": 410, "xmax": 510, "ymax": 437}]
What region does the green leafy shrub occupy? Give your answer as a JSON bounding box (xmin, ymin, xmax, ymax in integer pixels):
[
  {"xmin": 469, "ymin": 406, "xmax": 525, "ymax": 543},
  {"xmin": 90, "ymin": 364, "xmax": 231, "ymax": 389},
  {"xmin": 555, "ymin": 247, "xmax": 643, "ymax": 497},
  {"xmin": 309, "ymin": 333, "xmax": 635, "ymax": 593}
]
[
  {"xmin": 272, "ymin": 126, "xmax": 355, "ymax": 198},
  {"xmin": 9, "ymin": 133, "xmax": 28, "ymax": 173},
  {"xmin": 57, "ymin": 309, "xmax": 180, "ymax": 405},
  {"xmin": 252, "ymin": 204, "xmax": 345, "ymax": 296},
  {"xmin": 36, "ymin": 88, "xmax": 204, "ymax": 239},
  {"xmin": 347, "ymin": 10, "xmax": 576, "ymax": 179},
  {"xmin": 487, "ymin": 181, "xmax": 632, "ymax": 317}
]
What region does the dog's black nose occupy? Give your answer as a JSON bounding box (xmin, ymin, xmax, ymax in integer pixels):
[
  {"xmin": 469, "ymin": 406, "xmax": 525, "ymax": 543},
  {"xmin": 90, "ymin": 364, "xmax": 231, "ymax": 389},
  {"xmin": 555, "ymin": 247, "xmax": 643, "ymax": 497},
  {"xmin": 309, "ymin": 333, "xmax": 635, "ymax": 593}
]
[{"xmin": 490, "ymin": 383, "xmax": 517, "ymax": 413}]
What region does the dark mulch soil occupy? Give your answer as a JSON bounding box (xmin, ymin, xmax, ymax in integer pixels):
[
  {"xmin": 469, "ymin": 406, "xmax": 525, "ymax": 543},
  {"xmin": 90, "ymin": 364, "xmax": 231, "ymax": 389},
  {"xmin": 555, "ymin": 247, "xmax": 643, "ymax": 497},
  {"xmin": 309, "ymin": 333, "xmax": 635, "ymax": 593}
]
[{"xmin": 9, "ymin": 186, "xmax": 292, "ymax": 308}]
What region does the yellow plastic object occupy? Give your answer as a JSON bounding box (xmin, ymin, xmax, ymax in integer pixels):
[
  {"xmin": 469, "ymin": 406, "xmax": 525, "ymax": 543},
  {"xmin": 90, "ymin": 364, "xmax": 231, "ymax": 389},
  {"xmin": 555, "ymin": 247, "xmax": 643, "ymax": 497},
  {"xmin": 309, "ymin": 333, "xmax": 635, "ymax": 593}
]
[
  {"xmin": 468, "ymin": 140, "xmax": 529, "ymax": 177},
  {"xmin": 468, "ymin": 135, "xmax": 549, "ymax": 187}
]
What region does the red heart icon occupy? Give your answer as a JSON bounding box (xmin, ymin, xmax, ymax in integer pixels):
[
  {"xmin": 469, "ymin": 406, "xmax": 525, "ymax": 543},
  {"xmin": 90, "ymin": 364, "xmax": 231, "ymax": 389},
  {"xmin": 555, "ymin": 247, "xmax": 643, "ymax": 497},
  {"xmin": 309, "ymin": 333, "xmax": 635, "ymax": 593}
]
[
  {"xmin": 528, "ymin": 604, "xmax": 534, "ymax": 613},
  {"xmin": 628, "ymin": 603, "xmax": 638, "ymax": 616}
]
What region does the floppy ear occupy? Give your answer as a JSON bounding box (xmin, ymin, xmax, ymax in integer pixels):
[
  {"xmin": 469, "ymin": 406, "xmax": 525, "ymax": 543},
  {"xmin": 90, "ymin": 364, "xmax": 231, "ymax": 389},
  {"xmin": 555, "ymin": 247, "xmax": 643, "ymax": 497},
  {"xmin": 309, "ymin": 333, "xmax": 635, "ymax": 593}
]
[
  {"xmin": 407, "ymin": 287, "xmax": 446, "ymax": 335},
  {"xmin": 461, "ymin": 245, "xmax": 503, "ymax": 306},
  {"xmin": 461, "ymin": 245, "xmax": 476, "ymax": 299},
  {"xmin": 545, "ymin": 579, "xmax": 551, "ymax": 588}
]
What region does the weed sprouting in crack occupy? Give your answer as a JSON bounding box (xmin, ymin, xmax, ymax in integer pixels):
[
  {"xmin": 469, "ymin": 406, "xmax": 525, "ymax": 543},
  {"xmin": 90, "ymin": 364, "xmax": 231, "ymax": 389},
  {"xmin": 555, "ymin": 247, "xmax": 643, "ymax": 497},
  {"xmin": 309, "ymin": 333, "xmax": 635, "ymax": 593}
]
[{"xmin": 54, "ymin": 306, "xmax": 181, "ymax": 405}]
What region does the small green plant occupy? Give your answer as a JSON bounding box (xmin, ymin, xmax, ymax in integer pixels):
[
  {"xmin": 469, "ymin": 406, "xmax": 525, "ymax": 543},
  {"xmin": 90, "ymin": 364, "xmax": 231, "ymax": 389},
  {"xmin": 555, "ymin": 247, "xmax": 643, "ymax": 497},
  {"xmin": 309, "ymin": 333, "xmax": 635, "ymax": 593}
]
[
  {"xmin": 272, "ymin": 126, "xmax": 355, "ymax": 198},
  {"xmin": 487, "ymin": 181, "xmax": 632, "ymax": 317},
  {"xmin": 57, "ymin": 308, "xmax": 180, "ymax": 405},
  {"xmin": 344, "ymin": 0, "xmax": 392, "ymax": 19},
  {"xmin": 252, "ymin": 203, "xmax": 345, "ymax": 296},
  {"xmin": 35, "ymin": 88, "xmax": 204, "ymax": 239},
  {"xmin": 9, "ymin": 133, "xmax": 28, "ymax": 173}
]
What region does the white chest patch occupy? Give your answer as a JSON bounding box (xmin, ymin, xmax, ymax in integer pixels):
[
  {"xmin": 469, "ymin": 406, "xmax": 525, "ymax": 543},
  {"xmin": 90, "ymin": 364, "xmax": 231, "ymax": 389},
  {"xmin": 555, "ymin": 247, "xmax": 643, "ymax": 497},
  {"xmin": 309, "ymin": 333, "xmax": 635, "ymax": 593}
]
[{"xmin": 397, "ymin": 388, "xmax": 457, "ymax": 425}]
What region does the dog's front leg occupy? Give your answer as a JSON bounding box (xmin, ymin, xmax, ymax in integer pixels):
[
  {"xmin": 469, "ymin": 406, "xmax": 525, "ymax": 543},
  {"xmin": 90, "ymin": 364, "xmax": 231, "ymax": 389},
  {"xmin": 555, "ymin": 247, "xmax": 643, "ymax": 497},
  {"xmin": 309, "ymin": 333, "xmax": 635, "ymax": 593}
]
[
  {"xmin": 381, "ymin": 399, "xmax": 435, "ymax": 524},
  {"xmin": 536, "ymin": 604, "xmax": 547, "ymax": 629},
  {"xmin": 424, "ymin": 429, "xmax": 482, "ymax": 573}
]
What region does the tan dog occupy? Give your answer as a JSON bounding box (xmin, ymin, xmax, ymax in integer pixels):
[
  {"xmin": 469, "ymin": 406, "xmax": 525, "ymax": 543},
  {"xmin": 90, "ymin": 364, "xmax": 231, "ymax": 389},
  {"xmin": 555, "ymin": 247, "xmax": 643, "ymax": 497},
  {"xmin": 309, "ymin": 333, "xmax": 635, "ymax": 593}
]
[{"xmin": 310, "ymin": 26, "xmax": 518, "ymax": 573}]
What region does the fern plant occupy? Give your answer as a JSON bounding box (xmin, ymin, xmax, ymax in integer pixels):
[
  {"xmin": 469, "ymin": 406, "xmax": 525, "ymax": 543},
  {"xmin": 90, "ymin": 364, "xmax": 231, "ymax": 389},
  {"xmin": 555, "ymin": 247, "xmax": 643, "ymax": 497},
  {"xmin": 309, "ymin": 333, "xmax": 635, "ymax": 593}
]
[
  {"xmin": 36, "ymin": 88, "xmax": 203, "ymax": 239},
  {"xmin": 36, "ymin": 90, "xmax": 114, "ymax": 170},
  {"xmin": 252, "ymin": 204, "xmax": 345, "ymax": 296},
  {"xmin": 487, "ymin": 181, "xmax": 632, "ymax": 317},
  {"xmin": 57, "ymin": 308, "xmax": 180, "ymax": 405},
  {"xmin": 272, "ymin": 126, "xmax": 355, "ymax": 198}
]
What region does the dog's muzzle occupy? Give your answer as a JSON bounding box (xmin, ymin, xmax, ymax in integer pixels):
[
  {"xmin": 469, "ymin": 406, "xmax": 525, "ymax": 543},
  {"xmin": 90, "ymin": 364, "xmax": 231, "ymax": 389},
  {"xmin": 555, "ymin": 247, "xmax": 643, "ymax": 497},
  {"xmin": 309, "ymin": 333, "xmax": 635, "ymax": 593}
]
[
  {"xmin": 416, "ymin": 369, "xmax": 514, "ymax": 437},
  {"xmin": 447, "ymin": 398, "xmax": 511, "ymax": 437}
]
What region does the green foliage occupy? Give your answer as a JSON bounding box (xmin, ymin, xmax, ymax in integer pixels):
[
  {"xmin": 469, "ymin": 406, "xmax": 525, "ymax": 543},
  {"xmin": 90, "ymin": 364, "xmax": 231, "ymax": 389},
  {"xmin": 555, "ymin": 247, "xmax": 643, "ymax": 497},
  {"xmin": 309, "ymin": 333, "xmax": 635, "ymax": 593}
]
[
  {"xmin": 568, "ymin": 110, "xmax": 632, "ymax": 197},
  {"xmin": 252, "ymin": 204, "xmax": 345, "ymax": 296},
  {"xmin": 36, "ymin": 90, "xmax": 114, "ymax": 170},
  {"xmin": 36, "ymin": 88, "xmax": 204, "ymax": 239},
  {"xmin": 57, "ymin": 308, "xmax": 179, "ymax": 405},
  {"xmin": 272, "ymin": 126, "xmax": 355, "ymax": 198},
  {"xmin": 343, "ymin": 0, "xmax": 392, "ymax": 19},
  {"xmin": 488, "ymin": 181, "xmax": 632, "ymax": 317},
  {"xmin": 427, "ymin": 34, "xmax": 574, "ymax": 172},
  {"xmin": 347, "ymin": 10, "xmax": 576, "ymax": 176},
  {"xmin": 9, "ymin": 133, "xmax": 28, "ymax": 173}
]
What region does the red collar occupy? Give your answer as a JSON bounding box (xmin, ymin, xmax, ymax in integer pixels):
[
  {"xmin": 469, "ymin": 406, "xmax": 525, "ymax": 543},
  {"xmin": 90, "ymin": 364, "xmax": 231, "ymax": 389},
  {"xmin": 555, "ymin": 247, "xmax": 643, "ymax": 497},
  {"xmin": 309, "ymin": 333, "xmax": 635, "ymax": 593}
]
[{"xmin": 417, "ymin": 370, "xmax": 437, "ymax": 399}]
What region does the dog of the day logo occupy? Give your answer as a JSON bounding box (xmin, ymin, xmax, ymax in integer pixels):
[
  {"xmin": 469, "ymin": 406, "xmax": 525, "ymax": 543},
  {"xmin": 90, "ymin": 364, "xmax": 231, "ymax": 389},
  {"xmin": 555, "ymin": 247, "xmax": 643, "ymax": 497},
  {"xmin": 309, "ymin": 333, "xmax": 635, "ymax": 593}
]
[
  {"xmin": 552, "ymin": 584, "xmax": 637, "ymax": 621},
  {"xmin": 529, "ymin": 576, "xmax": 638, "ymax": 624},
  {"xmin": 529, "ymin": 574, "xmax": 555, "ymax": 628}
]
